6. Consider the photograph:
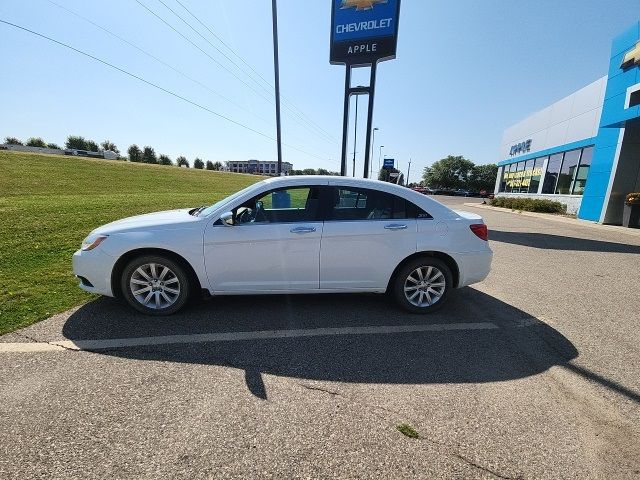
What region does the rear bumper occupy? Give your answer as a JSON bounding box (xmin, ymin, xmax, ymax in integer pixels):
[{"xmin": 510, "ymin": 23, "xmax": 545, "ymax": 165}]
[
  {"xmin": 454, "ymin": 250, "xmax": 493, "ymax": 287},
  {"xmin": 72, "ymin": 249, "xmax": 116, "ymax": 296}
]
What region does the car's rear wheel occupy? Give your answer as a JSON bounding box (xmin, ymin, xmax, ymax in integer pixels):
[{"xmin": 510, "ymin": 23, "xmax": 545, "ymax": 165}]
[
  {"xmin": 393, "ymin": 257, "xmax": 452, "ymax": 313},
  {"xmin": 121, "ymin": 255, "xmax": 190, "ymax": 315}
]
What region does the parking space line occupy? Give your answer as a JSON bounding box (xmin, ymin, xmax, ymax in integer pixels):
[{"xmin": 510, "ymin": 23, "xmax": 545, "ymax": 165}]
[{"xmin": 0, "ymin": 320, "xmax": 530, "ymax": 354}]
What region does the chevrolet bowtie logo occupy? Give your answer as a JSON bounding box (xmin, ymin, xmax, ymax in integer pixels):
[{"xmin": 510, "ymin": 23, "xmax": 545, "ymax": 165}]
[
  {"xmin": 341, "ymin": 0, "xmax": 388, "ymax": 11},
  {"xmin": 621, "ymin": 41, "xmax": 640, "ymax": 69}
]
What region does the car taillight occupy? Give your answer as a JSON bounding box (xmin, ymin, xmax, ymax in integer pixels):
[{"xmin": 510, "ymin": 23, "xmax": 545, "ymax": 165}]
[{"xmin": 470, "ymin": 224, "xmax": 488, "ymax": 241}]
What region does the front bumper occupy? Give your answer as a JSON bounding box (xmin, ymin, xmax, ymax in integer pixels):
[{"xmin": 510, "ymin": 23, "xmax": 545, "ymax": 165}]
[{"xmin": 72, "ymin": 248, "xmax": 117, "ymax": 296}]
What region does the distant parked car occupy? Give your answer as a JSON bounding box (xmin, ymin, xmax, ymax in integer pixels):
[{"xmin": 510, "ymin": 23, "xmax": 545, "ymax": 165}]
[
  {"xmin": 453, "ymin": 189, "xmax": 480, "ymax": 197},
  {"xmin": 73, "ymin": 177, "xmax": 492, "ymax": 315},
  {"xmin": 411, "ymin": 186, "xmax": 434, "ymax": 195}
]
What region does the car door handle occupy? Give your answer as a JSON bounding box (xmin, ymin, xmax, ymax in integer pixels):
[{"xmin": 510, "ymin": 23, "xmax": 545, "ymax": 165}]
[
  {"xmin": 290, "ymin": 226, "xmax": 317, "ymax": 234},
  {"xmin": 384, "ymin": 224, "xmax": 408, "ymax": 230}
]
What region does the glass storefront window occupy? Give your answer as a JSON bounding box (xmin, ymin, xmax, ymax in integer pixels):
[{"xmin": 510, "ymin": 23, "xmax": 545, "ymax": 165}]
[
  {"xmin": 504, "ymin": 163, "xmax": 515, "ymax": 192},
  {"xmin": 572, "ymin": 147, "xmax": 593, "ymax": 195},
  {"xmin": 542, "ymin": 153, "xmax": 563, "ymax": 194},
  {"xmin": 556, "ymin": 149, "xmax": 581, "ymax": 194},
  {"xmin": 521, "ymin": 159, "xmax": 535, "ymax": 192},
  {"xmin": 528, "ymin": 157, "xmax": 545, "ymax": 193}
]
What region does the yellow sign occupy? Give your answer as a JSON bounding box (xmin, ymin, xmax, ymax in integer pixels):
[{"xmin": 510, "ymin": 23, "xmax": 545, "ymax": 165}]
[
  {"xmin": 621, "ymin": 41, "xmax": 640, "ymax": 69},
  {"xmin": 341, "ymin": 0, "xmax": 388, "ymax": 11}
]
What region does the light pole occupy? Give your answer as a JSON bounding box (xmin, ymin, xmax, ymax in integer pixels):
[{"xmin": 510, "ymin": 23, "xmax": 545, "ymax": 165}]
[
  {"xmin": 378, "ymin": 145, "xmax": 384, "ymax": 177},
  {"xmin": 406, "ymin": 159, "xmax": 412, "ymax": 186},
  {"xmin": 271, "ymin": 0, "xmax": 282, "ymax": 175},
  {"xmin": 352, "ymin": 93, "xmax": 359, "ymax": 177},
  {"xmin": 370, "ymin": 127, "xmax": 378, "ymax": 178}
]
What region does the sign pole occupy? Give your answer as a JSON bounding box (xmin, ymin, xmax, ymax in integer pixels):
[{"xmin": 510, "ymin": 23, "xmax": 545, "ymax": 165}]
[
  {"xmin": 271, "ymin": 0, "xmax": 283, "ymax": 175},
  {"xmin": 362, "ymin": 62, "xmax": 377, "ymax": 179},
  {"xmin": 340, "ymin": 66, "xmax": 351, "ymax": 176}
]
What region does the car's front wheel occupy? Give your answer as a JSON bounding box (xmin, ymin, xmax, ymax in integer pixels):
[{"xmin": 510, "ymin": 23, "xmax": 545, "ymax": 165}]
[
  {"xmin": 393, "ymin": 257, "xmax": 452, "ymax": 313},
  {"xmin": 121, "ymin": 255, "xmax": 191, "ymax": 315}
]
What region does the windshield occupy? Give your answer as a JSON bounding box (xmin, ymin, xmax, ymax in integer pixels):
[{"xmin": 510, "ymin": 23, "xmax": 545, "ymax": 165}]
[{"xmin": 199, "ymin": 181, "xmax": 265, "ymax": 217}]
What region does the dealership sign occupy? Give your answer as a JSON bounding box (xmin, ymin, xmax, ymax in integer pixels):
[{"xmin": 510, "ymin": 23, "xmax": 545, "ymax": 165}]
[
  {"xmin": 509, "ymin": 139, "xmax": 532, "ymax": 156},
  {"xmin": 330, "ymin": 0, "xmax": 401, "ymax": 65},
  {"xmin": 383, "ymin": 158, "xmax": 395, "ymax": 169}
]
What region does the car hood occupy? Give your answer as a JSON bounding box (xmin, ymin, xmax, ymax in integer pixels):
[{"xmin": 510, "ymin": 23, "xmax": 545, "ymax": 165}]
[{"xmin": 92, "ymin": 209, "xmax": 202, "ymax": 235}]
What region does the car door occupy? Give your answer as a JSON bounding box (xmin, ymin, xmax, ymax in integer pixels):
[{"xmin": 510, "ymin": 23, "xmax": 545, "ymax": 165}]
[
  {"xmin": 204, "ymin": 185, "xmax": 323, "ymax": 292},
  {"xmin": 320, "ymin": 186, "xmax": 418, "ymax": 291}
]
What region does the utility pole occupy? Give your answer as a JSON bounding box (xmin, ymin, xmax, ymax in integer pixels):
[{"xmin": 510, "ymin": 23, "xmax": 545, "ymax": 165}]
[
  {"xmin": 378, "ymin": 145, "xmax": 384, "ymax": 175},
  {"xmin": 352, "ymin": 94, "xmax": 359, "ymax": 177},
  {"xmin": 271, "ymin": 0, "xmax": 283, "ymax": 175},
  {"xmin": 406, "ymin": 158, "xmax": 412, "ymax": 186}
]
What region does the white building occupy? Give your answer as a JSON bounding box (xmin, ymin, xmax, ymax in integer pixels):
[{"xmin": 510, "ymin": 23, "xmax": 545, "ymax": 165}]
[{"xmin": 226, "ymin": 159, "xmax": 293, "ymax": 176}]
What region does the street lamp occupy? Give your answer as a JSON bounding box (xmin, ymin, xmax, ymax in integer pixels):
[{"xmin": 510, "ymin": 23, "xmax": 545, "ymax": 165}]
[
  {"xmin": 370, "ymin": 128, "xmax": 379, "ymax": 178},
  {"xmin": 378, "ymin": 145, "xmax": 385, "ymax": 176}
]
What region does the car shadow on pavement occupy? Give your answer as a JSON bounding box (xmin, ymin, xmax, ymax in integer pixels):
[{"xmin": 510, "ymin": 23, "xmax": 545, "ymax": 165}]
[
  {"xmin": 62, "ymin": 288, "xmax": 580, "ymax": 399},
  {"xmin": 491, "ymin": 230, "xmax": 640, "ymax": 253}
]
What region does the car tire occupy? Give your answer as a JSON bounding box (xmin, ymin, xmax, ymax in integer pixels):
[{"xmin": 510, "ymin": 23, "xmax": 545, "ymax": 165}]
[
  {"xmin": 393, "ymin": 257, "xmax": 453, "ymax": 314},
  {"xmin": 121, "ymin": 255, "xmax": 191, "ymax": 315}
]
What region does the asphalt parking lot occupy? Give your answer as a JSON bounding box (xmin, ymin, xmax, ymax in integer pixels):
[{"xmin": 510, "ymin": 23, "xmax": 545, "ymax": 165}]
[{"xmin": 1, "ymin": 196, "xmax": 640, "ymax": 479}]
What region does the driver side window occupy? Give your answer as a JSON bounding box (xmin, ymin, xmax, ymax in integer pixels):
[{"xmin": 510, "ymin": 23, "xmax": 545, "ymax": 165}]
[{"xmin": 234, "ymin": 186, "xmax": 321, "ymax": 224}]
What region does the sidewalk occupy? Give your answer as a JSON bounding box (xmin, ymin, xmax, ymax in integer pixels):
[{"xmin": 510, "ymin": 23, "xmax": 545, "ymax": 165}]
[{"xmin": 464, "ymin": 202, "xmax": 640, "ymax": 238}]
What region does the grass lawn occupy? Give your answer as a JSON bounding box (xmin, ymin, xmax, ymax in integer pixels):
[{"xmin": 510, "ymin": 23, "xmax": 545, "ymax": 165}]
[{"xmin": 0, "ymin": 151, "xmax": 263, "ymax": 335}]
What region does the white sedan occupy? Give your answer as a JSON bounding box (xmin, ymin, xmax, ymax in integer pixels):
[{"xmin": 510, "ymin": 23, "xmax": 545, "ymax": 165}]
[{"xmin": 73, "ymin": 176, "xmax": 492, "ymax": 315}]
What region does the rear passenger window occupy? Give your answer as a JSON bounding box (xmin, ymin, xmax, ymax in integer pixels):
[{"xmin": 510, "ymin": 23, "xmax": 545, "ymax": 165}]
[{"xmin": 328, "ymin": 188, "xmax": 432, "ymax": 220}]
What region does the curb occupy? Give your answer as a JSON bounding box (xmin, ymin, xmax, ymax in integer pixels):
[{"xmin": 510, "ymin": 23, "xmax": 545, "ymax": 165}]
[{"xmin": 462, "ymin": 203, "xmax": 640, "ymax": 238}]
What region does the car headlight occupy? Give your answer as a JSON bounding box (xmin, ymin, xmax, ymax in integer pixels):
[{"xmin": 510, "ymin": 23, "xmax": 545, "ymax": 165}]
[{"xmin": 81, "ymin": 234, "xmax": 108, "ymax": 251}]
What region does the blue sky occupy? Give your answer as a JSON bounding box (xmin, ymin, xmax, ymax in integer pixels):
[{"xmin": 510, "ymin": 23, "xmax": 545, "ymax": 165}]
[{"xmin": 1, "ymin": 0, "xmax": 638, "ymax": 182}]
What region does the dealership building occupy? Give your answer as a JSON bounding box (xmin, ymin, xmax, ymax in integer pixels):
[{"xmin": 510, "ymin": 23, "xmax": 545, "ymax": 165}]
[{"xmin": 495, "ymin": 21, "xmax": 640, "ymax": 224}]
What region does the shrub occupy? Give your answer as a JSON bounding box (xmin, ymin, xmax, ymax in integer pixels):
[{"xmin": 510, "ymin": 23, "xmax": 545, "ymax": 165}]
[
  {"xmin": 193, "ymin": 158, "xmax": 204, "ymax": 169},
  {"xmin": 205, "ymin": 160, "xmax": 214, "ymax": 170},
  {"xmin": 101, "ymin": 140, "xmax": 120, "ymax": 156},
  {"xmin": 5, "ymin": 136, "xmax": 23, "ymax": 145},
  {"xmin": 490, "ymin": 196, "xmax": 567, "ymax": 214},
  {"xmin": 46, "ymin": 143, "xmax": 61, "ymax": 149},
  {"xmin": 86, "ymin": 140, "xmax": 99, "ymax": 152},
  {"xmin": 26, "ymin": 137, "xmax": 47, "ymax": 148},
  {"xmin": 128, "ymin": 144, "xmax": 142, "ymax": 162},
  {"xmin": 158, "ymin": 154, "xmax": 173, "ymax": 166},
  {"xmin": 142, "ymin": 146, "xmax": 157, "ymax": 164},
  {"xmin": 65, "ymin": 135, "xmax": 88, "ymax": 150},
  {"xmin": 626, "ymin": 193, "xmax": 640, "ymax": 205}
]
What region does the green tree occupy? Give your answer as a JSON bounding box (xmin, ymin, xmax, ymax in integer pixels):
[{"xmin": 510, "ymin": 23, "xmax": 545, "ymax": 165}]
[
  {"xmin": 205, "ymin": 160, "xmax": 215, "ymax": 170},
  {"xmin": 26, "ymin": 137, "xmax": 46, "ymax": 148},
  {"xmin": 176, "ymin": 156, "xmax": 189, "ymax": 168},
  {"xmin": 212, "ymin": 161, "xmax": 223, "ymax": 171},
  {"xmin": 65, "ymin": 135, "xmax": 89, "ymax": 150},
  {"xmin": 46, "ymin": 143, "xmax": 61, "ymax": 149},
  {"xmin": 422, "ymin": 155, "xmax": 474, "ymax": 189},
  {"xmin": 316, "ymin": 168, "xmax": 330, "ymax": 175},
  {"xmin": 4, "ymin": 136, "xmax": 23, "ymax": 145},
  {"xmin": 101, "ymin": 140, "xmax": 120, "ymax": 156},
  {"xmin": 159, "ymin": 154, "xmax": 173, "ymax": 166},
  {"xmin": 128, "ymin": 144, "xmax": 142, "ymax": 162},
  {"xmin": 468, "ymin": 163, "xmax": 498, "ymax": 192},
  {"xmin": 142, "ymin": 146, "xmax": 157, "ymax": 164},
  {"xmin": 302, "ymin": 168, "xmax": 316, "ymax": 175},
  {"xmin": 193, "ymin": 158, "xmax": 204, "ymax": 169},
  {"xmin": 86, "ymin": 140, "xmax": 99, "ymax": 152}
]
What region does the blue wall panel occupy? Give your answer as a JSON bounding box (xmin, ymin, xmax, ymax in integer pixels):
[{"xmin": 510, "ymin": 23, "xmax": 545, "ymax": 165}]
[{"xmin": 578, "ymin": 21, "xmax": 640, "ymax": 221}]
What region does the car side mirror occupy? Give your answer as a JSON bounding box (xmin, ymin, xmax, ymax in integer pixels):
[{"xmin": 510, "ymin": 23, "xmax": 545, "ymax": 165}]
[{"xmin": 220, "ymin": 211, "xmax": 234, "ymax": 226}]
